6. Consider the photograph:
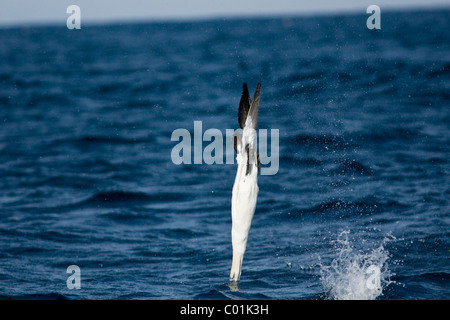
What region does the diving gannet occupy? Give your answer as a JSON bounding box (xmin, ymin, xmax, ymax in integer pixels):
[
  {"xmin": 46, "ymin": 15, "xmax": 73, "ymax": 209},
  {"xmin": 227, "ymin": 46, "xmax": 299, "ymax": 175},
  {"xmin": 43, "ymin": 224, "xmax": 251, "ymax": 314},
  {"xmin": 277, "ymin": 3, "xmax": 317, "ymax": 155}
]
[{"xmin": 229, "ymin": 82, "xmax": 261, "ymax": 282}]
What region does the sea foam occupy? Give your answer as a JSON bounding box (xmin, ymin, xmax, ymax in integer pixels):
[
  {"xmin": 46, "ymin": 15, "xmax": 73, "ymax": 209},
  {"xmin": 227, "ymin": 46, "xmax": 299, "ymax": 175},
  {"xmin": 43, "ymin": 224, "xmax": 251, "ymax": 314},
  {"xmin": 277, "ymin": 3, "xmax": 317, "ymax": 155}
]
[{"xmin": 319, "ymin": 230, "xmax": 395, "ymax": 300}]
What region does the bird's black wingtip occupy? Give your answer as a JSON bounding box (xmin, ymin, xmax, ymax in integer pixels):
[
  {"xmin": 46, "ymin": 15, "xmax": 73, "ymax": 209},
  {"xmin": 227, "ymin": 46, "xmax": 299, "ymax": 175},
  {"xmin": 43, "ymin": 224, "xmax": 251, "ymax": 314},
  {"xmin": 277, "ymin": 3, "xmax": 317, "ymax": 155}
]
[{"xmin": 238, "ymin": 83, "xmax": 251, "ymax": 129}]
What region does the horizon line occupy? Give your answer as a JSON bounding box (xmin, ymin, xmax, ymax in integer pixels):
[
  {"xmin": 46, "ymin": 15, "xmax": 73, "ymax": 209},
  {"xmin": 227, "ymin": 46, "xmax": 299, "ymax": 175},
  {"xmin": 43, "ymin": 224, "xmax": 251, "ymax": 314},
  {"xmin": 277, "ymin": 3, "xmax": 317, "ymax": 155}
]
[{"xmin": 0, "ymin": 4, "xmax": 448, "ymax": 29}]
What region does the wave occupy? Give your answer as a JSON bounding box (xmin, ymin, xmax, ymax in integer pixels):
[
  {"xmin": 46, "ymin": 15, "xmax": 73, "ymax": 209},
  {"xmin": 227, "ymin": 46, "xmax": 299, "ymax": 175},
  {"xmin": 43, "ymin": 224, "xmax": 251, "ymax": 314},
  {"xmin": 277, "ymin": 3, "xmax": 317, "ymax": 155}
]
[
  {"xmin": 356, "ymin": 127, "xmax": 420, "ymax": 144},
  {"xmin": 283, "ymin": 195, "xmax": 409, "ymax": 219},
  {"xmin": 286, "ymin": 133, "xmax": 357, "ymax": 150},
  {"xmin": 82, "ymin": 190, "xmax": 188, "ymax": 205},
  {"xmin": 194, "ymin": 289, "xmax": 231, "ymax": 299},
  {"xmin": 99, "ymin": 210, "xmax": 164, "ymax": 224},
  {"xmin": 22, "ymin": 190, "xmax": 190, "ymax": 214},
  {"xmin": 425, "ymin": 62, "xmax": 450, "ymax": 78},
  {"xmin": 25, "ymin": 92, "xmax": 71, "ymax": 107},
  {"xmin": 414, "ymin": 272, "xmax": 450, "ymax": 283},
  {"xmin": 52, "ymin": 135, "xmax": 154, "ymax": 147},
  {"xmin": 329, "ymin": 159, "xmax": 374, "ymax": 175},
  {"xmin": 280, "ymin": 155, "xmax": 323, "ymax": 166},
  {"xmin": 0, "ymin": 293, "xmax": 69, "ymax": 300},
  {"xmin": 93, "ymin": 82, "xmax": 130, "ymax": 95},
  {"xmin": 195, "ymin": 286, "xmax": 271, "ymax": 300},
  {"xmin": 0, "ymin": 228, "xmax": 84, "ymax": 244},
  {"xmin": 286, "ymin": 127, "xmax": 422, "ymax": 152},
  {"xmin": 319, "ymin": 230, "xmax": 395, "ymax": 300},
  {"xmin": 161, "ymin": 228, "xmax": 210, "ymax": 239}
]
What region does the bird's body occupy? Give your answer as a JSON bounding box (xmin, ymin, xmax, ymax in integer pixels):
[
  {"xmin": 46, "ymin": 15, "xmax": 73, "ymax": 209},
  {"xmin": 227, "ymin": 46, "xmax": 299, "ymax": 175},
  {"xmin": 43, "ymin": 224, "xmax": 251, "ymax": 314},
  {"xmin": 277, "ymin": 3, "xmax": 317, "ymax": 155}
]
[{"xmin": 229, "ymin": 83, "xmax": 261, "ymax": 282}]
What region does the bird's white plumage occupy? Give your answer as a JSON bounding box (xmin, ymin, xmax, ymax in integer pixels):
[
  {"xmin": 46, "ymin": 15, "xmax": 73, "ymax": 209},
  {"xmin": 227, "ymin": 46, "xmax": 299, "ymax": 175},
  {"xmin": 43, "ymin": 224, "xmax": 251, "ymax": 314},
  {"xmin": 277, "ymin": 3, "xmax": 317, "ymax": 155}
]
[{"xmin": 229, "ymin": 115, "xmax": 259, "ymax": 282}]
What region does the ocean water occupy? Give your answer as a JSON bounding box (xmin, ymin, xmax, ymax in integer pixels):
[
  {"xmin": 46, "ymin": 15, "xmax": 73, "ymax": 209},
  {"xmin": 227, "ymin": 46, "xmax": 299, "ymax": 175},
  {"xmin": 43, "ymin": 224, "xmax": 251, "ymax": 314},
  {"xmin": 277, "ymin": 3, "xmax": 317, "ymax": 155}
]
[{"xmin": 0, "ymin": 9, "xmax": 449, "ymax": 300}]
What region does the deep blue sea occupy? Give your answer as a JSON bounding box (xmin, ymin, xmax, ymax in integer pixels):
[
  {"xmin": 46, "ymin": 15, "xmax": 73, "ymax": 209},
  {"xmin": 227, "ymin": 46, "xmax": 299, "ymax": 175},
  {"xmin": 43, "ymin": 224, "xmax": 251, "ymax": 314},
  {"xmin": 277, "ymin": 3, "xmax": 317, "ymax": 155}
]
[{"xmin": 0, "ymin": 9, "xmax": 449, "ymax": 300}]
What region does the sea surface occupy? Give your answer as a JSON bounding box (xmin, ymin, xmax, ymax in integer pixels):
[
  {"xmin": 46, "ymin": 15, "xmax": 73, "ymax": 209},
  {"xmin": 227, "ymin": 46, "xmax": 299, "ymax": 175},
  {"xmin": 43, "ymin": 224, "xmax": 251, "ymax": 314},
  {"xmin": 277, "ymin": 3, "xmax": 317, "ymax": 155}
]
[{"xmin": 0, "ymin": 9, "xmax": 449, "ymax": 300}]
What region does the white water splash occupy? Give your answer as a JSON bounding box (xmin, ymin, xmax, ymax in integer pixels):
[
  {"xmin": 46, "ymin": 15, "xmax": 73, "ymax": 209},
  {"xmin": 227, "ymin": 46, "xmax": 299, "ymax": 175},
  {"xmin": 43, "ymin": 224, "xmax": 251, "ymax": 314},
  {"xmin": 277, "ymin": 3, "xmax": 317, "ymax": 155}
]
[{"xmin": 319, "ymin": 230, "xmax": 395, "ymax": 300}]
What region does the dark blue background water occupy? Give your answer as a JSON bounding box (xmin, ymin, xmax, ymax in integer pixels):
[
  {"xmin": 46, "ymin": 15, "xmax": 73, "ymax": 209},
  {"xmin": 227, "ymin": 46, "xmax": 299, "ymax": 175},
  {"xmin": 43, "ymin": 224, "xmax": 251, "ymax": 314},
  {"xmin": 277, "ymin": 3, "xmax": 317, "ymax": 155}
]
[{"xmin": 0, "ymin": 9, "xmax": 449, "ymax": 300}]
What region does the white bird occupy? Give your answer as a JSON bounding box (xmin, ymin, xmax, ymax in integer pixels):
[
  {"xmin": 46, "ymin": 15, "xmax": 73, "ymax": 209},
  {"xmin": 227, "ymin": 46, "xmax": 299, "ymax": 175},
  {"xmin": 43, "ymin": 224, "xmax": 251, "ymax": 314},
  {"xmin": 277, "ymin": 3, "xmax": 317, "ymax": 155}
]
[{"xmin": 229, "ymin": 82, "xmax": 261, "ymax": 282}]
